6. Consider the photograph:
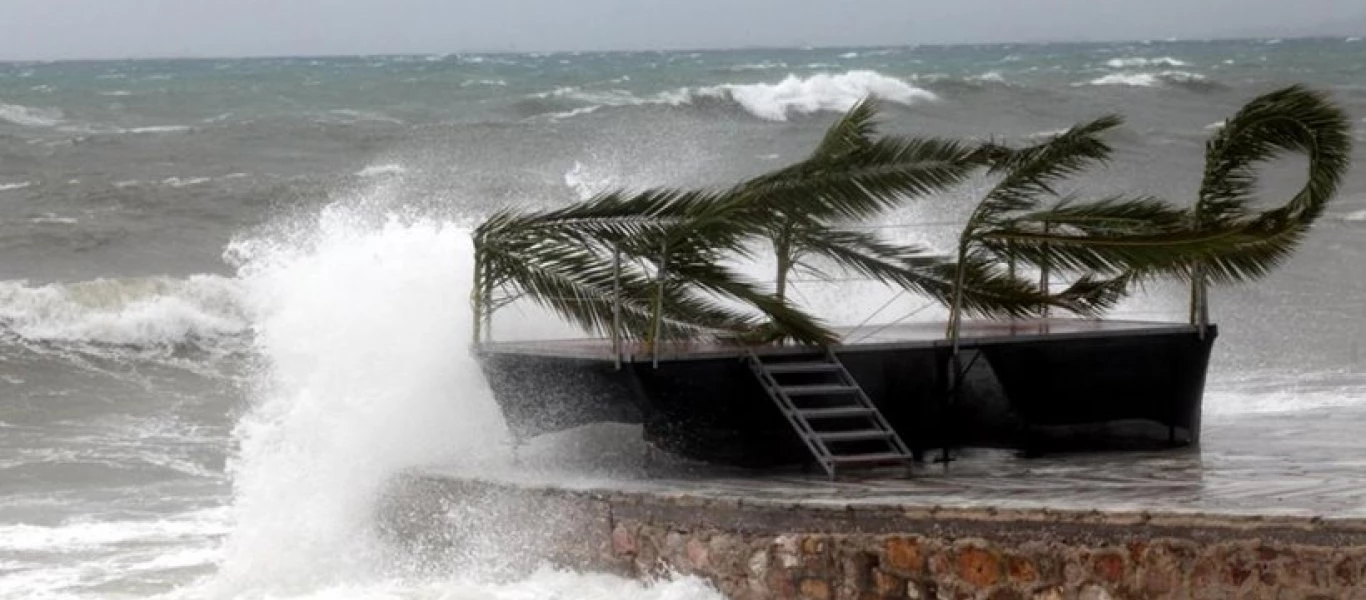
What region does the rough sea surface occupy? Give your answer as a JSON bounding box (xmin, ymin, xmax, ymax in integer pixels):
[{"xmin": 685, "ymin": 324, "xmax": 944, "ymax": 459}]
[{"xmin": 1, "ymin": 39, "xmax": 1365, "ymax": 598}]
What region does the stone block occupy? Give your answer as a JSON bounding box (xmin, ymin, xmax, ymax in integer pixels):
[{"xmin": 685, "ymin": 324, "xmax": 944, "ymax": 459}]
[
  {"xmin": 1006, "ymin": 554, "xmax": 1038, "ymax": 584},
  {"xmin": 1090, "ymin": 550, "xmax": 1126, "ymax": 585},
  {"xmin": 800, "ymin": 577, "xmax": 833, "ymax": 600},
  {"xmin": 956, "ymin": 546, "xmax": 1001, "ymax": 588},
  {"xmin": 885, "ymin": 537, "xmax": 924, "ymax": 575}
]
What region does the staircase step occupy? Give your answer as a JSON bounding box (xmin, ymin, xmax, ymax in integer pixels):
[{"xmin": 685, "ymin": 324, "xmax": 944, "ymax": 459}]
[
  {"xmin": 763, "ymin": 362, "xmax": 841, "ymax": 374},
  {"xmin": 828, "ymin": 452, "xmax": 911, "ymax": 465},
  {"xmin": 816, "ymin": 430, "xmax": 894, "ymax": 442},
  {"xmin": 798, "ymin": 406, "xmax": 874, "ymax": 419},
  {"xmin": 781, "ymin": 384, "xmax": 860, "ymax": 397}
]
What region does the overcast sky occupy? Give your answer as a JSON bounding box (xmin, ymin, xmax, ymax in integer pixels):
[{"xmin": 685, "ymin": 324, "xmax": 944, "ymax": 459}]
[{"xmin": 2, "ymin": 0, "xmax": 1364, "ymax": 60}]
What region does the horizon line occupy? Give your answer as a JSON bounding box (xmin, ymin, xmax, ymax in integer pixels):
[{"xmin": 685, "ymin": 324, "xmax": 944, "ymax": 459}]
[{"xmin": 0, "ymin": 34, "xmax": 1354, "ymax": 65}]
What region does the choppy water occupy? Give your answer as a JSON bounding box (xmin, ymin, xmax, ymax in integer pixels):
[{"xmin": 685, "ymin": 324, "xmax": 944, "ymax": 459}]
[{"xmin": 1, "ymin": 38, "xmax": 1365, "ymax": 598}]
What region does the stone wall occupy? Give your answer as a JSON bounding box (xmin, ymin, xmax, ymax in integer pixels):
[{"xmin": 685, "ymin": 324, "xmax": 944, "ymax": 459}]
[{"xmin": 383, "ymin": 475, "xmax": 1366, "ymax": 600}]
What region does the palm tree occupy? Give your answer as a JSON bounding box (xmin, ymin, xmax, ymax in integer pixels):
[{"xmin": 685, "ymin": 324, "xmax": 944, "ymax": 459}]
[
  {"xmin": 946, "ymin": 85, "xmax": 1352, "ymax": 353},
  {"xmin": 473, "ymin": 86, "xmax": 1351, "ymax": 356},
  {"xmin": 1185, "ymin": 85, "xmax": 1353, "ymax": 337}
]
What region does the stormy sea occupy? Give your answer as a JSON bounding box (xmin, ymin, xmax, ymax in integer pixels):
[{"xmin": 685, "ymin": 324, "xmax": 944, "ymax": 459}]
[{"xmin": 2, "ymin": 38, "xmax": 1365, "ymax": 598}]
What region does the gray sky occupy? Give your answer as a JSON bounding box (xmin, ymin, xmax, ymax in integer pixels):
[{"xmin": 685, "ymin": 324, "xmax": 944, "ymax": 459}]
[{"xmin": 2, "ymin": 0, "xmax": 1364, "ymax": 60}]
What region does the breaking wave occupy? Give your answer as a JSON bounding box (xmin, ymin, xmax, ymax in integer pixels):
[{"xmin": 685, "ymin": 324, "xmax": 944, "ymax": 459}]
[
  {"xmin": 0, "ymin": 276, "xmax": 247, "ymax": 348},
  {"xmin": 530, "ymin": 70, "xmax": 937, "ymax": 121},
  {"xmin": 0, "ymin": 102, "xmax": 63, "ymax": 128},
  {"xmin": 1104, "ymin": 57, "xmax": 1188, "ymax": 68},
  {"xmin": 1079, "ymin": 70, "xmax": 1222, "ymax": 91}
]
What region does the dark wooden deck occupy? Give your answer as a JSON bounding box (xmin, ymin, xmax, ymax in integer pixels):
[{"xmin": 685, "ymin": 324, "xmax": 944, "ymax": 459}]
[{"xmin": 475, "ymin": 318, "xmax": 1200, "ymax": 362}]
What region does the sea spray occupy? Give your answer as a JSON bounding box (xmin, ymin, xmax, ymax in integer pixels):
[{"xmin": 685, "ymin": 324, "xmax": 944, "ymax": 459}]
[
  {"xmin": 191, "ymin": 188, "xmax": 720, "ymax": 599},
  {"xmin": 200, "ymin": 198, "xmax": 510, "ymax": 596}
]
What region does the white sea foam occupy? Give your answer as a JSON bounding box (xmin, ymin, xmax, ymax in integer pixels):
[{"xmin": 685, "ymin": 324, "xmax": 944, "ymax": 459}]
[
  {"xmin": 0, "ymin": 275, "xmax": 247, "ymax": 347},
  {"xmin": 99, "ymin": 90, "xmax": 134, "ymax": 97},
  {"xmin": 536, "ymin": 70, "xmax": 936, "ymax": 122},
  {"xmin": 0, "ymin": 181, "xmax": 32, "ymax": 192},
  {"xmin": 728, "ymin": 61, "xmax": 787, "ymax": 71},
  {"xmin": 838, "ymin": 51, "xmax": 860, "ymax": 59},
  {"xmin": 123, "ymin": 125, "xmax": 193, "ymax": 134},
  {"xmin": 970, "ymin": 71, "xmax": 1008, "ymax": 83},
  {"xmin": 27, "ymin": 213, "xmax": 77, "ymax": 224},
  {"xmin": 1104, "ymin": 56, "xmax": 1188, "ymax": 68},
  {"xmin": 1080, "ymin": 70, "xmax": 1209, "ymax": 88},
  {"xmin": 355, "ymin": 163, "xmax": 408, "ymax": 178},
  {"xmin": 1206, "ymin": 371, "xmax": 1366, "ymax": 416},
  {"xmin": 563, "ymin": 161, "xmax": 618, "ymax": 200},
  {"xmin": 162, "ymin": 176, "xmax": 213, "ymax": 187},
  {"xmin": 1342, "ymin": 209, "xmax": 1366, "ymax": 222},
  {"xmin": 698, "ymin": 70, "xmax": 938, "ymax": 121},
  {"xmin": 0, "ymin": 510, "xmax": 229, "ymax": 552},
  {"xmin": 0, "ymin": 102, "xmax": 63, "ymax": 127}
]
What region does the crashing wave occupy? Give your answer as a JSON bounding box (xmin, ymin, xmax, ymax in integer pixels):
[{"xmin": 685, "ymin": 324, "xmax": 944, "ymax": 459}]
[
  {"xmin": 1104, "ymin": 57, "xmax": 1188, "ymax": 68},
  {"xmin": 530, "ymin": 70, "xmax": 937, "ymax": 122},
  {"xmin": 1079, "ymin": 70, "xmax": 1220, "ymax": 90},
  {"xmin": 0, "ymin": 275, "xmax": 247, "ymax": 348},
  {"xmin": 698, "ymin": 70, "xmax": 937, "ymax": 121}
]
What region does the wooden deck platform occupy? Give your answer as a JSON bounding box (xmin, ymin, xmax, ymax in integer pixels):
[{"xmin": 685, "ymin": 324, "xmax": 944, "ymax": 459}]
[{"xmin": 476, "ymin": 318, "xmax": 1200, "ymax": 362}]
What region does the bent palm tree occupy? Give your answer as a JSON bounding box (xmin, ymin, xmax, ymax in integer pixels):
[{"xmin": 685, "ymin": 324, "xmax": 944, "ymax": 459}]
[{"xmin": 948, "ymin": 86, "xmax": 1351, "ymax": 353}]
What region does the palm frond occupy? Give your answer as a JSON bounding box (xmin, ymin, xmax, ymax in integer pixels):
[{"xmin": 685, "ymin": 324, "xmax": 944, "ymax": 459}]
[
  {"xmin": 1197, "ymin": 85, "xmax": 1353, "ymax": 229},
  {"xmin": 971, "ymin": 115, "xmax": 1124, "ymax": 223}
]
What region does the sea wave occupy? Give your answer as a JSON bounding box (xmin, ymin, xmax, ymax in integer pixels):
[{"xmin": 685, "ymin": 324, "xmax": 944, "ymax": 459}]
[
  {"xmin": 0, "ymin": 102, "xmax": 63, "ymax": 128},
  {"xmin": 700, "ymin": 70, "xmax": 937, "ymax": 120},
  {"xmin": 1104, "ymin": 56, "xmax": 1188, "ymax": 68},
  {"xmin": 532, "ymin": 70, "xmax": 937, "ymax": 122},
  {"xmin": 355, "ymin": 163, "xmax": 408, "ymax": 178},
  {"xmin": 0, "ymin": 275, "xmax": 247, "ymax": 348},
  {"xmin": 0, "ymin": 181, "xmax": 32, "ymax": 192},
  {"xmin": 1079, "ymin": 70, "xmax": 1221, "ymax": 90}
]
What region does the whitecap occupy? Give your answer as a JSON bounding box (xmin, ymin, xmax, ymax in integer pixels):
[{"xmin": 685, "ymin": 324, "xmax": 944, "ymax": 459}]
[
  {"xmin": 532, "ymin": 70, "xmax": 936, "ymax": 122},
  {"xmin": 728, "ymin": 61, "xmax": 787, "ymax": 71},
  {"xmin": 1104, "ymin": 56, "xmax": 1188, "ymax": 68},
  {"xmin": 0, "ymin": 102, "xmax": 63, "ymax": 127},
  {"xmin": 99, "ymin": 90, "xmax": 134, "ymax": 97},
  {"xmin": 1078, "ymin": 70, "xmax": 1209, "ymax": 88},
  {"xmin": 1348, "ymin": 37, "xmax": 1362, "ymax": 43},
  {"xmin": 123, "ymin": 125, "xmax": 193, "ymax": 134},
  {"xmin": 1342, "ymin": 209, "xmax": 1366, "ymax": 222},
  {"xmin": 547, "ymin": 105, "xmax": 603, "ymax": 120},
  {"xmin": 697, "ymin": 70, "xmax": 938, "ymax": 121},
  {"xmin": 162, "ymin": 176, "xmax": 212, "ymax": 187},
  {"xmin": 0, "ymin": 181, "xmax": 32, "ymax": 192},
  {"xmin": 1204, "ymin": 120, "xmax": 1227, "ymax": 130},
  {"xmin": 355, "ymin": 163, "xmax": 407, "ymax": 178},
  {"xmin": 970, "ymin": 71, "xmax": 1008, "ymax": 83},
  {"xmin": 27, "ymin": 213, "xmax": 77, "ymax": 225},
  {"xmin": 0, "ymin": 275, "xmax": 247, "ymax": 347}
]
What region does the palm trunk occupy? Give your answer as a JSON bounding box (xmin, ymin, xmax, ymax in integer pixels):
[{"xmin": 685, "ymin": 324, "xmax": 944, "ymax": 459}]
[
  {"xmin": 471, "ymin": 243, "xmax": 484, "ymax": 345},
  {"xmin": 946, "ymin": 240, "xmax": 970, "ymax": 357},
  {"xmin": 774, "ymin": 226, "xmax": 792, "ymax": 304},
  {"xmin": 1038, "ymin": 223, "xmax": 1051, "ymax": 318},
  {"xmin": 651, "ymin": 239, "xmax": 669, "ymax": 368}
]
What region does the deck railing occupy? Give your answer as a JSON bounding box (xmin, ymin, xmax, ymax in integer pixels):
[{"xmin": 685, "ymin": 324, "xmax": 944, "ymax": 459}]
[{"xmin": 470, "ymin": 220, "xmax": 1188, "ymax": 367}]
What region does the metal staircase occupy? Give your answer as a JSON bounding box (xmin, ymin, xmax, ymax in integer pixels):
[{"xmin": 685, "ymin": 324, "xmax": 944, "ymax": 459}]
[{"xmin": 746, "ymin": 349, "xmax": 914, "ymax": 479}]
